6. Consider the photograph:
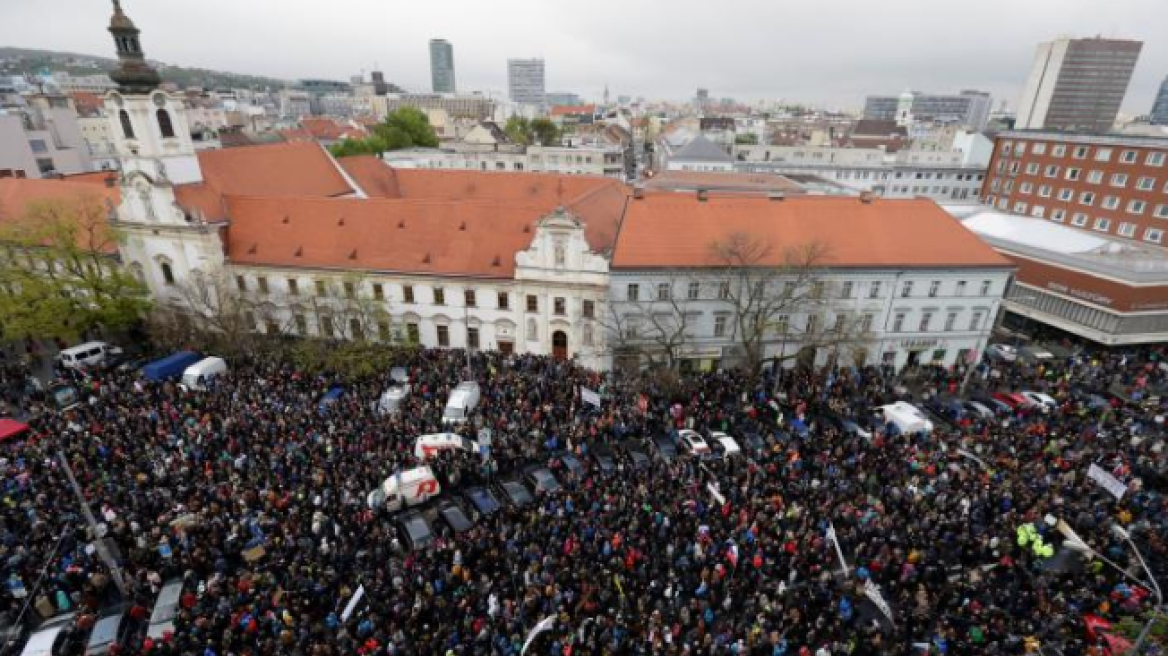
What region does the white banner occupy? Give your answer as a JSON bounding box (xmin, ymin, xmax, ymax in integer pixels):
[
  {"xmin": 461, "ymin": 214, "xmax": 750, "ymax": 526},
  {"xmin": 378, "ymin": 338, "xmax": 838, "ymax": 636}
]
[
  {"xmin": 1088, "ymin": 464, "xmax": 1127, "ymax": 500},
  {"xmin": 863, "ymin": 579, "xmax": 895, "ymax": 627},
  {"xmin": 521, "ymin": 615, "xmax": 557, "ymax": 655},
  {"xmin": 580, "ymin": 386, "xmax": 601, "ymax": 408},
  {"xmin": 340, "ymin": 584, "xmax": 365, "ymax": 622}
]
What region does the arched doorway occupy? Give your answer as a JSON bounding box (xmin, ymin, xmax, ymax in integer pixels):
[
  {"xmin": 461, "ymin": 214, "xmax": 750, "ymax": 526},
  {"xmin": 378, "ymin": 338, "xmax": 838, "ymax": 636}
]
[{"xmin": 552, "ymin": 330, "xmax": 568, "ymax": 360}]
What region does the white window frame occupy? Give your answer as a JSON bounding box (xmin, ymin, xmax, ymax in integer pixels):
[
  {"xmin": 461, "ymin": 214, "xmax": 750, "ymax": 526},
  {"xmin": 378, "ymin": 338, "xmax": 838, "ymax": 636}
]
[
  {"xmin": 1094, "ymin": 217, "xmax": 1111, "ymax": 232},
  {"xmin": 1094, "ymin": 147, "xmax": 1113, "ymax": 162},
  {"xmin": 1050, "ymin": 208, "xmax": 1066, "ymax": 222},
  {"xmin": 1071, "ymin": 213, "xmax": 1089, "ymax": 227},
  {"xmin": 1145, "ymin": 228, "xmax": 1164, "ymax": 244},
  {"xmin": 1137, "ymin": 176, "xmax": 1156, "ymax": 191},
  {"xmin": 1127, "ymin": 200, "xmax": 1147, "ymax": 215},
  {"xmin": 1118, "ymin": 222, "xmax": 1137, "ymax": 238}
]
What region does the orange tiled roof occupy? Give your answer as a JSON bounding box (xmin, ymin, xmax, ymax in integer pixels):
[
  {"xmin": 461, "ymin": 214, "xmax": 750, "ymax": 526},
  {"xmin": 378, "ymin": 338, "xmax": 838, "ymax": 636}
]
[
  {"xmin": 224, "ymin": 193, "xmax": 622, "ymax": 278},
  {"xmin": 612, "ymin": 194, "xmax": 1012, "ymax": 270},
  {"xmin": 61, "ymin": 171, "xmax": 119, "ymax": 186},
  {"xmin": 300, "ymin": 117, "xmax": 368, "ymax": 141},
  {"xmin": 226, "ymin": 159, "xmax": 629, "ymax": 276},
  {"xmin": 550, "ymin": 104, "xmax": 596, "ymax": 116},
  {"xmin": 174, "ymin": 141, "xmax": 355, "ymax": 221},
  {"xmin": 0, "ymin": 178, "xmax": 120, "ymax": 254}
]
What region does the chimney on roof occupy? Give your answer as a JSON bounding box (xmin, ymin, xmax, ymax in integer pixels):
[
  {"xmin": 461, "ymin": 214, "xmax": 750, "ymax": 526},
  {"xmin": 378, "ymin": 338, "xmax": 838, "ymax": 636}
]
[
  {"xmin": 398, "ymin": 219, "xmax": 405, "ymax": 229},
  {"xmin": 247, "ymin": 244, "xmax": 257, "ymax": 255},
  {"xmin": 859, "ymin": 191, "xmax": 875, "ymax": 204},
  {"xmin": 337, "ymin": 217, "xmax": 345, "ymax": 226},
  {"xmin": 767, "ymin": 192, "xmax": 785, "ymax": 202},
  {"xmin": 459, "ymin": 221, "xmax": 467, "ymax": 231},
  {"xmin": 282, "ymin": 215, "xmax": 290, "ymax": 224},
  {"xmin": 348, "ymin": 249, "xmax": 357, "ymax": 260},
  {"xmin": 294, "ymin": 246, "xmax": 303, "ymax": 257},
  {"xmin": 422, "ymin": 253, "xmax": 431, "ymax": 264},
  {"xmin": 697, "ymin": 189, "xmax": 708, "ymax": 202},
  {"xmin": 632, "ymin": 185, "xmax": 644, "ymax": 200},
  {"xmin": 492, "ymin": 255, "xmax": 501, "ymax": 267}
]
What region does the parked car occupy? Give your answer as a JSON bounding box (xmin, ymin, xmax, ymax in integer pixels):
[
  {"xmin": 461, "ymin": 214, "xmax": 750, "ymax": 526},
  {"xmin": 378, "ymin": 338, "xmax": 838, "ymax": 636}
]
[
  {"xmin": 709, "ymin": 432, "xmax": 742, "ymax": 458},
  {"xmin": 1018, "ymin": 345, "xmax": 1055, "ymax": 364},
  {"xmin": 962, "ymin": 400, "xmax": 996, "ymax": 419},
  {"xmin": 558, "ymin": 453, "xmax": 586, "ymax": 478},
  {"xmin": 84, "ymin": 604, "xmax": 132, "ymax": 656},
  {"xmin": 495, "ymin": 478, "xmax": 534, "ymax": 507},
  {"xmin": 462, "ymin": 486, "xmax": 501, "ymax": 517},
  {"xmin": 56, "ymin": 342, "xmax": 122, "ymax": 372},
  {"xmin": 625, "ymin": 446, "xmax": 651, "ymax": 470},
  {"xmin": 986, "ymin": 344, "xmax": 1018, "ymax": 363},
  {"xmin": 993, "ymin": 392, "xmax": 1030, "ymax": 409},
  {"xmin": 435, "ymin": 499, "xmax": 474, "ymax": 535},
  {"xmin": 925, "ymin": 397, "xmax": 965, "ymax": 424},
  {"xmin": 522, "ymin": 465, "xmax": 562, "ymax": 494},
  {"xmin": 678, "ymin": 429, "xmax": 711, "ymax": 456},
  {"xmin": 376, "ymin": 382, "xmax": 410, "ymax": 415},
  {"xmin": 442, "ymin": 381, "xmax": 482, "ymax": 425},
  {"xmin": 395, "ymin": 511, "xmax": 434, "ymax": 551},
  {"xmin": 318, "ymin": 385, "xmax": 345, "ymax": 415},
  {"xmin": 973, "ymin": 395, "xmax": 1012, "ymax": 415},
  {"xmin": 1021, "ymin": 390, "xmax": 1058, "ymax": 410},
  {"xmin": 651, "ymin": 435, "xmax": 677, "ymax": 462},
  {"xmin": 19, "ymin": 613, "xmax": 77, "ymax": 656},
  {"xmin": 147, "ymin": 579, "xmax": 184, "ymax": 640},
  {"xmin": 591, "ymin": 446, "xmax": 616, "ymax": 474}
]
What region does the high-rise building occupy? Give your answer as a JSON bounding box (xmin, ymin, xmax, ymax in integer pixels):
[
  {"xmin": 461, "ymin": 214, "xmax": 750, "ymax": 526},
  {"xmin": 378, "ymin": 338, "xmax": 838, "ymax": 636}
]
[
  {"xmin": 1015, "ymin": 37, "xmax": 1142, "ymax": 133},
  {"xmin": 429, "ymin": 39, "xmax": 456, "ymax": 94},
  {"xmin": 507, "ymin": 58, "xmax": 545, "ymax": 106},
  {"xmin": 863, "ymin": 90, "xmax": 992, "ymax": 130},
  {"xmin": 1151, "ymin": 75, "xmax": 1168, "ymax": 125}
]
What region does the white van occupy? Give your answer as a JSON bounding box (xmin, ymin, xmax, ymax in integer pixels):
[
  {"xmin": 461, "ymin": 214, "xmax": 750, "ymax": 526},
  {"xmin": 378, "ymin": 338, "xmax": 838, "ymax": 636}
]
[
  {"xmin": 376, "ymin": 383, "xmax": 410, "ymax": 415},
  {"xmin": 56, "ymin": 342, "xmax": 120, "ymax": 371},
  {"xmin": 442, "ymin": 381, "xmax": 481, "ymax": 424},
  {"xmin": 180, "ymin": 357, "xmax": 228, "ymax": 391},
  {"xmin": 367, "ymin": 466, "xmax": 441, "ymax": 512},
  {"xmin": 413, "ymin": 432, "xmax": 479, "ymax": 460}
]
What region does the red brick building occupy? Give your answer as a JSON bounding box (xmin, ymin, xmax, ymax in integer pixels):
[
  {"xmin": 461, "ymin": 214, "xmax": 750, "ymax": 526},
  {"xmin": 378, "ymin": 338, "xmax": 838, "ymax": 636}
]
[{"xmin": 981, "ymin": 131, "xmax": 1168, "ymax": 247}]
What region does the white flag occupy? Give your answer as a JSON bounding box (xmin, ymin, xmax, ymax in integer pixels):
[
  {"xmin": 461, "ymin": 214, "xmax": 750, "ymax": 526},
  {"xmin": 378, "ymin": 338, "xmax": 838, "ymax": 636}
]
[
  {"xmin": 826, "ymin": 522, "xmax": 849, "ymax": 575},
  {"xmin": 863, "ymin": 579, "xmax": 895, "ymax": 627},
  {"xmin": 521, "ymin": 615, "xmax": 557, "ymax": 655},
  {"xmin": 340, "ymin": 584, "xmax": 365, "ymax": 622}
]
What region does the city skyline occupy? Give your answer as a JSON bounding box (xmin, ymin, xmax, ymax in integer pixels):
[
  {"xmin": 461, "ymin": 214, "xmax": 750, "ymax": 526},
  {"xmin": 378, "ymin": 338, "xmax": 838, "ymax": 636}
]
[{"xmin": 2, "ymin": 0, "xmax": 1167, "ymax": 113}]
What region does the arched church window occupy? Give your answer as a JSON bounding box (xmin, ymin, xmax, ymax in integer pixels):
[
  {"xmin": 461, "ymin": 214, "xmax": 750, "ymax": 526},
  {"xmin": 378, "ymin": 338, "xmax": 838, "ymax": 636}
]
[
  {"xmin": 119, "ymin": 110, "xmax": 135, "ymax": 139},
  {"xmin": 160, "ymin": 261, "xmax": 174, "ymax": 286},
  {"xmin": 157, "ymin": 109, "xmax": 175, "ymax": 139}
]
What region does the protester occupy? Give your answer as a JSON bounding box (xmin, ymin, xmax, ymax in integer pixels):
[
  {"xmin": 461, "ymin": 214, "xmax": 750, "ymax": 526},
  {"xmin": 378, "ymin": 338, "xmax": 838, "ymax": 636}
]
[{"xmin": 0, "ymin": 341, "xmax": 1164, "ymax": 656}]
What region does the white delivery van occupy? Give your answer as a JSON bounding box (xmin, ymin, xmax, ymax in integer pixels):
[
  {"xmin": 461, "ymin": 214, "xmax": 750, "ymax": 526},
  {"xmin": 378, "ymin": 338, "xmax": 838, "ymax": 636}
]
[
  {"xmin": 442, "ymin": 381, "xmax": 482, "ymax": 425},
  {"xmin": 180, "ymin": 357, "xmax": 228, "ymax": 391},
  {"xmin": 413, "ymin": 432, "xmax": 479, "ymax": 460},
  {"xmin": 880, "ymin": 401, "xmax": 934, "ymax": 435},
  {"xmin": 56, "ymin": 342, "xmax": 120, "ymax": 371},
  {"xmin": 368, "ymin": 466, "xmax": 441, "ymax": 512}
]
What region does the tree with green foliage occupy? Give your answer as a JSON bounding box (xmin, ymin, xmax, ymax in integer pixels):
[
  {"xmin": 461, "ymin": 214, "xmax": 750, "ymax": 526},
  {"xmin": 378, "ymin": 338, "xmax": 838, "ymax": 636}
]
[
  {"xmin": 328, "ymin": 107, "xmax": 438, "ymax": 157},
  {"xmin": 735, "ymin": 133, "xmax": 759, "ymax": 145},
  {"xmin": 504, "ymin": 116, "xmax": 561, "ymax": 146},
  {"xmin": 0, "ymin": 195, "xmax": 151, "ymax": 341}
]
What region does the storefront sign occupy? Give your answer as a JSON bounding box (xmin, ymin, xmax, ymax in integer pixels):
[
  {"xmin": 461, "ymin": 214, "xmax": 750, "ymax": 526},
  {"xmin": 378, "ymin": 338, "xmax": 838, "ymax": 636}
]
[
  {"xmin": 1045, "ymin": 282, "xmax": 1113, "ymax": 307},
  {"xmin": 899, "ymin": 339, "xmax": 941, "ymax": 350}
]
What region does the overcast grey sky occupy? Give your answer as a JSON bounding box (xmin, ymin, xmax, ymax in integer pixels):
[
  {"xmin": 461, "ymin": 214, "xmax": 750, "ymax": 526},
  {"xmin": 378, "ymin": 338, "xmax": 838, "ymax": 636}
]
[{"xmin": 2, "ymin": 0, "xmax": 1166, "ymax": 113}]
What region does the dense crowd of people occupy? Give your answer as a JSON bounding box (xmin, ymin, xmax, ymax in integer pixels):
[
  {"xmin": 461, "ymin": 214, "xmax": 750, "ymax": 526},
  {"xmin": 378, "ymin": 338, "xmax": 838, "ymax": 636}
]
[{"xmin": 0, "ymin": 340, "xmax": 1165, "ymax": 655}]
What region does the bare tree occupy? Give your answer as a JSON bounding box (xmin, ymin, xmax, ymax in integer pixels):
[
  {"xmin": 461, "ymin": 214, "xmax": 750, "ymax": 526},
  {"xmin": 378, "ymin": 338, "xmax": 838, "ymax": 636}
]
[
  {"xmin": 306, "ymin": 272, "xmax": 398, "ymax": 343},
  {"xmin": 599, "ymin": 271, "xmax": 701, "ymax": 372},
  {"xmin": 708, "ymin": 233, "xmax": 832, "ymax": 376},
  {"xmin": 171, "ymin": 269, "xmax": 263, "ymax": 354}
]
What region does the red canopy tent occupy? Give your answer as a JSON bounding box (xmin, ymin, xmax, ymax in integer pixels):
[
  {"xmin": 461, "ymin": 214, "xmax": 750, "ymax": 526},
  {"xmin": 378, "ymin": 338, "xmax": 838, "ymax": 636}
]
[{"xmin": 0, "ymin": 418, "xmax": 30, "ymax": 442}]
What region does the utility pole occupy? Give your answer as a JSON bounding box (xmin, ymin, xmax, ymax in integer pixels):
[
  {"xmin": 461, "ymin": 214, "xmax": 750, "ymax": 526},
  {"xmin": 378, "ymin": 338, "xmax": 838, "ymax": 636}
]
[{"xmin": 57, "ymin": 452, "xmax": 128, "ymax": 596}]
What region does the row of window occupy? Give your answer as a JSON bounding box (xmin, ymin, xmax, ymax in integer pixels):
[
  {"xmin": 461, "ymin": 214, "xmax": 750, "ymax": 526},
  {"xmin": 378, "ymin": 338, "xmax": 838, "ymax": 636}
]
[
  {"xmin": 626, "ymin": 278, "xmax": 995, "ymax": 302},
  {"xmin": 243, "ymin": 314, "xmax": 594, "ymax": 348},
  {"xmin": 999, "ymin": 140, "xmax": 1166, "ymax": 167},
  {"xmin": 625, "ymin": 308, "xmax": 986, "ymax": 339},
  {"xmin": 994, "ymin": 160, "xmax": 1165, "ymax": 191},
  {"xmin": 998, "ymin": 182, "xmax": 1168, "ymax": 217},
  {"xmin": 984, "ymin": 196, "xmax": 1166, "ymax": 243},
  {"xmin": 232, "ymin": 275, "xmax": 596, "ymax": 317}
]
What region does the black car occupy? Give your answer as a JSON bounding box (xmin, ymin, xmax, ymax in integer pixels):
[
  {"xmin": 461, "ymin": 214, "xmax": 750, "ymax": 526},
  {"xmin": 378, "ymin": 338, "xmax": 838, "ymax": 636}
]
[
  {"xmin": 396, "ymin": 511, "xmax": 434, "ymax": 551},
  {"xmin": 627, "ymin": 448, "xmax": 651, "ymax": 471},
  {"xmin": 591, "ymin": 446, "xmax": 616, "ymax": 474},
  {"xmin": 495, "ymin": 478, "xmax": 535, "ymax": 507},
  {"xmin": 436, "ymin": 499, "xmax": 474, "ymax": 534},
  {"xmin": 558, "ymin": 453, "xmax": 586, "ymax": 478},
  {"xmin": 651, "ymin": 435, "xmax": 677, "ymax": 462},
  {"xmin": 522, "ymin": 465, "xmax": 562, "ymax": 494},
  {"xmin": 462, "ymin": 486, "xmax": 501, "ymax": 517}
]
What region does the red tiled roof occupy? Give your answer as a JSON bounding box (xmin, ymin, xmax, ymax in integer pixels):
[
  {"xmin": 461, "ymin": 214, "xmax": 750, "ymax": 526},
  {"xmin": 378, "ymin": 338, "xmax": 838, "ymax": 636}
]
[
  {"xmin": 175, "ymin": 142, "xmax": 355, "ymax": 220},
  {"xmin": 70, "ymin": 92, "xmax": 104, "ymax": 117},
  {"xmin": 299, "ymin": 118, "xmax": 368, "ymax": 141},
  {"xmin": 224, "ymin": 193, "xmax": 622, "ymax": 278},
  {"xmin": 278, "ymin": 128, "xmax": 314, "ymax": 143},
  {"xmin": 0, "ymin": 178, "xmax": 121, "ymax": 254},
  {"xmin": 612, "ymin": 194, "xmax": 1012, "ymax": 270},
  {"xmin": 550, "ymin": 104, "xmax": 596, "ymax": 116},
  {"xmin": 225, "ymin": 161, "xmax": 629, "ymax": 276},
  {"xmin": 60, "ymin": 171, "xmax": 118, "ymax": 186}
]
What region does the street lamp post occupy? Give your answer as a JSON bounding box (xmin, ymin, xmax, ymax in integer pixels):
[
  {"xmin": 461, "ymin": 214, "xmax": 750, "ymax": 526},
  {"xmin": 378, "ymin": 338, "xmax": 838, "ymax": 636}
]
[{"xmin": 1113, "ymin": 525, "xmax": 1164, "ymax": 654}]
